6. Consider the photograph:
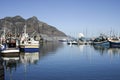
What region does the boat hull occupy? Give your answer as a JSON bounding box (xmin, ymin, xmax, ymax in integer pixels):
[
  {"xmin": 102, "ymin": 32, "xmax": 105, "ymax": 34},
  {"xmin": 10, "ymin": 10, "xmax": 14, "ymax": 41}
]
[
  {"xmin": 67, "ymin": 41, "xmax": 78, "ymax": 45},
  {"xmin": 0, "ymin": 43, "xmax": 20, "ymax": 54},
  {"xmin": 20, "ymin": 44, "xmax": 39, "ymax": 52},
  {"xmin": 93, "ymin": 41, "xmax": 110, "ymax": 47},
  {"xmin": 109, "ymin": 41, "xmax": 120, "ymax": 48},
  {"xmin": 1, "ymin": 49, "xmax": 19, "ymax": 53},
  {"xmin": 67, "ymin": 42, "xmax": 78, "ymax": 45},
  {"xmin": 20, "ymin": 48, "xmax": 39, "ymax": 52}
]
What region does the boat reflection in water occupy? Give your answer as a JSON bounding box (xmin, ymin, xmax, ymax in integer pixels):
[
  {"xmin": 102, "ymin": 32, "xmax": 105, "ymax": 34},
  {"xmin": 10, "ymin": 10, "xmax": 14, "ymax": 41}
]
[
  {"xmin": 108, "ymin": 48, "xmax": 120, "ymax": 56},
  {"xmin": 1, "ymin": 52, "xmax": 20, "ymax": 80},
  {"xmin": 1, "ymin": 42, "xmax": 65, "ymax": 80},
  {"xmin": 0, "ymin": 57, "xmax": 4, "ymax": 80},
  {"xmin": 93, "ymin": 45, "xmax": 120, "ymax": 56},
  {"xmin": 20, "ymin": 52, "xmax": 40, "ymax": 80},
  {"xmin": 1, "ymin": 51, "xmax": 40, "ymax": 80},
  {"xmin": 39, "ymin": 42, "xmax": 63, "ymax": 58},
  {"xmin": 20, "ymin": 42, "xmax": 63, "ymax": 64},
  {"xmin": 20, "ymin": 52, "xmax": 39, "ymax": 65}
]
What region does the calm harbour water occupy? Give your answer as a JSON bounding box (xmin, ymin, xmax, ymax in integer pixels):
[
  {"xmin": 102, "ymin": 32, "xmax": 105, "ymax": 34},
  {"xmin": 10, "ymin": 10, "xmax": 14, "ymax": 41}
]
[{"xmin": 1, "ymin": 42, "xmax": 120, "ymax": 80}]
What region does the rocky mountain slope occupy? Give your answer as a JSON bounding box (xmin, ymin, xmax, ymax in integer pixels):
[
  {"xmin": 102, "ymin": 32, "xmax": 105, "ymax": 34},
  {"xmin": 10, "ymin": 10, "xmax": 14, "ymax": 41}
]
[{"xmin": 0, "ymin": 16, "xmax": 66, "ymax": 38}]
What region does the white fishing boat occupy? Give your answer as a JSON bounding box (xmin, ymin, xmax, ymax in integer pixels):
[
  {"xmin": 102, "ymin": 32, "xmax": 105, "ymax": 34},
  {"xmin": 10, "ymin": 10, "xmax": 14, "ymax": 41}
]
[
  {"xmin": 108, "ymin": 38, "xmax": 120, "ymax": 48},
  {"xmin": 19, "ymin": 25, "xmax": 39, "ymax": 52},
  {"xmin": 93, "ymin": 40, "xmax": 110, "ymax": 46},
  {"xmin": 67, "ymin": 40, "xmax": 78, "ymax": 45},
  {"xmin": 92, "ymin": 34, "xmax": 110, "ymax": 47},
  {"xmin": 0, "ymin": 28, "xmax": 19, "ymax": 54}
]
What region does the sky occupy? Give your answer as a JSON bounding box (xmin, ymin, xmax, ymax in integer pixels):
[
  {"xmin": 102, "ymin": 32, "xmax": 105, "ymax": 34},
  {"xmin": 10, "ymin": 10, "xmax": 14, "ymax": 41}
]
[{"xmin": 0, "ymin": 0, "xmax": 120, "ymax": 37}]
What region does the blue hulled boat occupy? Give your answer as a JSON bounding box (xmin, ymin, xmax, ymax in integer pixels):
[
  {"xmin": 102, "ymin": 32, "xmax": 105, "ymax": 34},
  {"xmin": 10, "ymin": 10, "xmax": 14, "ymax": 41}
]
[
  {"xmin": 93, "ymin": 34, "xmax": 110, "ymax": 47},
  {"xmin": 20, "ymin": 43, "xmax": 39, "ymax": 52},
  {"xmin": 19, "ymin": 25, "xmax": 39, "ymax": 52},
  {"xmin": 108, "ymin": 39, "xmax": 120, "ymax": 48}
]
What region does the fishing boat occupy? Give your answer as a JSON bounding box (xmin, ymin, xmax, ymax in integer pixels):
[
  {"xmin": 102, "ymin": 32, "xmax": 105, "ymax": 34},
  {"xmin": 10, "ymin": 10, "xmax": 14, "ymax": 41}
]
[
  {"xmin": 19, "ymin": 25, "xmax": 39, "ymax": 52},
  {"xmin": 67, "ymin": 40, "xmax": 78, "ymax": 45},
  {"xmin": 0, "ymin": 47, "xmax": 19, "ymax": 54},
  {"xmin": 92, "ymin": 34, "xmax": 110, "ymax": 47},
  {"xmin": 108, "ymin": 38, "xmax": 120, "ymax": 48},
  {"xmin": 93, "ymin": 40, "xmax": 109, "ymax": 46},
  {"xmin": 0, "ymin": 28, "xmax": 19, "ymax": 54}
]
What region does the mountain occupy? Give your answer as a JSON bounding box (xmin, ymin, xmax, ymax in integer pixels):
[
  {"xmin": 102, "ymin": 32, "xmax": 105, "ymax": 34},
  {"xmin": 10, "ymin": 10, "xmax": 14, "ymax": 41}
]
[{"xmin": 0, "ymin": 16, "xmax": 67, "ymax": 38}]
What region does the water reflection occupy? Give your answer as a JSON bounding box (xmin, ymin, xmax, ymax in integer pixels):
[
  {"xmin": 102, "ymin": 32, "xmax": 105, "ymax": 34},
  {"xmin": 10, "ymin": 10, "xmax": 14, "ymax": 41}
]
[
  {"xmin": 20, "ymin": 52, "xmax": 39, "ymax": 65},
  {"xmin": 1, "ymin": 43, "xmax": 120, "ymax": 80},
  {"xmin": 1, "ymin": 53, "xmax": 20, "ymax": 80},
  {"xmin": 39, "ymin": 42, "xmax": 63, "ymax": 59},
  {"xmin": 93, "ymin": 45, "xmax": 109, "ymax": 55},
  {"xmin": 78, "ymin": 45, "xmax": 85, "ymax": 52},
  {"xmin": 93, "ymin": 45, "xmax": 120, "ymax": 56},
  {"xmin": 0, "ymin": 58, "xmax": 4, "ymax": 80},
  {"xmin": 1, "ymin": 42, "xmax": 63, "ymax": 80},
  {"xmin": 108, "ymin": 48, "xmax": 120, "ymax": 56}
]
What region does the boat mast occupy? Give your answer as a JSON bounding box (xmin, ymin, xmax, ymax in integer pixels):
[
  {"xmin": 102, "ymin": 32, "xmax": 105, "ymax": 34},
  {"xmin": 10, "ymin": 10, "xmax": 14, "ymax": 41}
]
[
  {"xmin": 24, "ymin": 24, "xmax": 26, "ymax": 34},
  {"xmin": 15, "ymin": 26, "xmax": 16, "ymax": 38},
  {"xmin": 3, "ymin": 27, "xmax": 6, "ymax": 40}
]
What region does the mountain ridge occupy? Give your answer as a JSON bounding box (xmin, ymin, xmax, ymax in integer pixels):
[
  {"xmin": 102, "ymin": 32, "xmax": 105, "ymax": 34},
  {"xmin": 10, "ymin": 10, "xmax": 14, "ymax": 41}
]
[{"xmin": 0, "ymin": 15, "xmax": 67, "ymax": 38}]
